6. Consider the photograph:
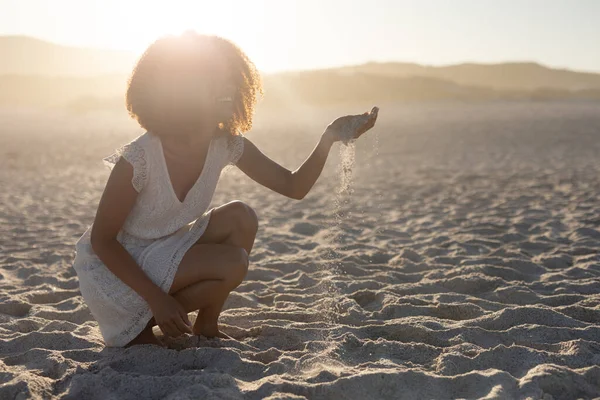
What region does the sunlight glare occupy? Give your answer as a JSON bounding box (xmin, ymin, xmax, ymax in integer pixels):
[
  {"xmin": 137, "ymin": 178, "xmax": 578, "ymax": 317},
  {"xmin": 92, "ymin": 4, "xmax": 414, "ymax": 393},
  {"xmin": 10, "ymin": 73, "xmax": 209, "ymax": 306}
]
[{"xmin": 117, "ymin": 0, "xmax": 290, "ymax": 73}]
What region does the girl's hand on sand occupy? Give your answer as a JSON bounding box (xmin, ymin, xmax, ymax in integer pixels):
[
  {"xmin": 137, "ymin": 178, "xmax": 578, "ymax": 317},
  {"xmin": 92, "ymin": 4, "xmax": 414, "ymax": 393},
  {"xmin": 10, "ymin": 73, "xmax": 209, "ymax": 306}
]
[
  {"xmin": 324, "ymin": 106, "xmax": 379, "ymax": 144},
  {"xmin": 149, "ymin": 293, "xmax": 193, "ymax": 338}
]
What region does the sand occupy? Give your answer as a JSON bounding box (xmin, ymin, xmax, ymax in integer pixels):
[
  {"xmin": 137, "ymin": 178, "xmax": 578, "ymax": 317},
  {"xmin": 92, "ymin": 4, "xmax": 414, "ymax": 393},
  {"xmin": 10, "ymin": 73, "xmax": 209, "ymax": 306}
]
[{"xmin": 1, "ymin": 102, "xmax": 600, "ymax": 399}]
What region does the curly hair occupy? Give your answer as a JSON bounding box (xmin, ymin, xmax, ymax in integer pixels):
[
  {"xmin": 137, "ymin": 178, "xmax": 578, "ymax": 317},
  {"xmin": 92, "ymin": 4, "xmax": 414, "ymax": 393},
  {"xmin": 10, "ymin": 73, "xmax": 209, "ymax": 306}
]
[{"xmin": 125, "ymin": 31, "xmax": 263, "ymax": 135}]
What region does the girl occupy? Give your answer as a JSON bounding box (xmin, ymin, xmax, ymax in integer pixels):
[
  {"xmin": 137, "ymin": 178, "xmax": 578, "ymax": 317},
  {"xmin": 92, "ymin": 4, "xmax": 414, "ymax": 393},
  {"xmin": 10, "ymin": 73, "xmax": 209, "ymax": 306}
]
[{"xmin": 72, "ymin": 31, "xmax": 378, "ymax": 348}]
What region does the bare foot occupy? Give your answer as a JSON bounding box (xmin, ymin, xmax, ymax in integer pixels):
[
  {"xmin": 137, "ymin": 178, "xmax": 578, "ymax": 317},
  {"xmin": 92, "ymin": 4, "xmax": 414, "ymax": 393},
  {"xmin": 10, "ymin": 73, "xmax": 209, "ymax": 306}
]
[
  {"xmin": 193, "ymin": 324, "xmax": 232, "ymax": 339},
  {"xmin": 213, "ymin": 331, "xmax": 233, "ymax": 339},
  {"xmin": 125, "ymin": 326, "xmax": 165, "ymax": 348}
]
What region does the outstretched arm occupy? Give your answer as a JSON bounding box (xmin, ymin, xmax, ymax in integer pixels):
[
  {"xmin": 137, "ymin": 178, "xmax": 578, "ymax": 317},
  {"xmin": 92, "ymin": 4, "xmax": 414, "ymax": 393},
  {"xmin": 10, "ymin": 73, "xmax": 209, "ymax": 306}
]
[
  {"xmin": 235, "ymin": 107, "xmax": 378, "ymax": 200},
  {"xmin": 235, "ymin": 133, "xmax": 335, "ymax": 200}
]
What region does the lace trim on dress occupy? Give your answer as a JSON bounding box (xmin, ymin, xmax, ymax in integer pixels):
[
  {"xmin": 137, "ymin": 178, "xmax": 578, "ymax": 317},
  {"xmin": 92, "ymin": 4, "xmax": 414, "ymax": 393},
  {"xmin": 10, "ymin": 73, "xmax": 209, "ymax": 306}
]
[{"xmin": 102, "ymin": 141, "xmax": 148, "ymax": 193}]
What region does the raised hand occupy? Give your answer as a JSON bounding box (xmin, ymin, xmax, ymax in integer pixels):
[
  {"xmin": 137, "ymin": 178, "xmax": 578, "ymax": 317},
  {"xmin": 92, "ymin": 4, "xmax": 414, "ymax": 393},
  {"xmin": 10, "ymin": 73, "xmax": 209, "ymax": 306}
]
[{"xmin": 324, "ymin": 106, "xmax": 379, "ymax": 144}]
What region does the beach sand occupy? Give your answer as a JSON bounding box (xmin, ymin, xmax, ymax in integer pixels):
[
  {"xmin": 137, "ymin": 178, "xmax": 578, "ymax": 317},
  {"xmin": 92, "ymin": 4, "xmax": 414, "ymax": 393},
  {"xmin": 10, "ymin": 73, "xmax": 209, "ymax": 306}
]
[{"xmin": 1, "ymin": 102, "xmax": 600, "ymax": 399}]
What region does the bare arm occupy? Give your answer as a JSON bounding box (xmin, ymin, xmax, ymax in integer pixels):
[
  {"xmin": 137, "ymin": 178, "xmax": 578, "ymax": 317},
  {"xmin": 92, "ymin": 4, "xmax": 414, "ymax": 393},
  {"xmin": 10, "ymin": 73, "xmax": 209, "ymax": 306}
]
[
  {"xmin": 235, "ymin": 133, "xmax": 335, "ymax": 200},
  {"xmin": 235, "ymin": 107, "xmax": 378, "ymax": 200},
  {"xmin": 90, "ymin": 158, "xmax": 165, "ymax": 305}
]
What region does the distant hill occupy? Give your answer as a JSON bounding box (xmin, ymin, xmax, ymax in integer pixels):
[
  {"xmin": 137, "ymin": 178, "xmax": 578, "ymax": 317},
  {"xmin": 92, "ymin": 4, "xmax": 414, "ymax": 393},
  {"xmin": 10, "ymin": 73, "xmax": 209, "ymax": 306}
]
[
  {"xmin": 0, "ymin": 36, "xmax": 599, "ymax": 110},
  {"xmin": 337, "ymin": 62, "xmax": 600, "ymax": 91},
  {"xmin": 261, "ymin": 70, "xmax": 600, "ymax": 107},
  {"xmin": 2, "ymin": 69, "xmax": 599, "ymax": 112},
  {"xmin": 0, "ymin": 36, "xmax": 137, "ymax": 76}
]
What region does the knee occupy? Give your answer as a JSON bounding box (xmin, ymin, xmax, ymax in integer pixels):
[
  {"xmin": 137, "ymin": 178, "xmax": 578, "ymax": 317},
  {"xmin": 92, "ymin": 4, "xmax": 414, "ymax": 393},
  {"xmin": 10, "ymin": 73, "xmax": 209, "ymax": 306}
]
[{"xmin": 227, "ymin": 201, "xmax": 258, "ymax": 236}]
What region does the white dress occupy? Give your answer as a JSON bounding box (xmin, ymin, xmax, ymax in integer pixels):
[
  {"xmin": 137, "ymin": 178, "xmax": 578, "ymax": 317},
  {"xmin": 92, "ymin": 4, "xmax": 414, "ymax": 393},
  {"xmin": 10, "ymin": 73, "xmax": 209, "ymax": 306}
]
[{"xmin": 72, "ymin": 130, "xmax": 244, "ymax": 347}]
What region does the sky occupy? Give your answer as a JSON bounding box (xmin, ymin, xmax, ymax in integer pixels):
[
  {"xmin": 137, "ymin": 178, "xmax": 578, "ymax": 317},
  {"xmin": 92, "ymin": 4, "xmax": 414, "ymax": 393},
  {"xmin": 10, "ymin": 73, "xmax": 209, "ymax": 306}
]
[{"xmin": 1, "ymin": 0, "xmax": 599, "ymax": 73}]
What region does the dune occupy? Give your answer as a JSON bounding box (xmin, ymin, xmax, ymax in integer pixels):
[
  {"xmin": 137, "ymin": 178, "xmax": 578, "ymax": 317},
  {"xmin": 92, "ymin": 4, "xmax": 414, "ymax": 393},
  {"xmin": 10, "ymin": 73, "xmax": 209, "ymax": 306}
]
[{"xmin": 1, "ymin": 102, "xmax": 600, "ymax": 399}]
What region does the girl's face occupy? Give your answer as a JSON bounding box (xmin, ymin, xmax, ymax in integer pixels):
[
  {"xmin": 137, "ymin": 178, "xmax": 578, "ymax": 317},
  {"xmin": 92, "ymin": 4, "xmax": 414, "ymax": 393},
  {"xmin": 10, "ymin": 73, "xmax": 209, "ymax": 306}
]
[
  {"xmin": 169, "ymin": 56, "xmax": 237, "ymax": 137},
  {"xmin": 196, "ymin": 57, "xmax": 237, "ymax": 132},
  {"xmin": 212, "ymin": 80, "xmax": 236, "ymax": 125}
]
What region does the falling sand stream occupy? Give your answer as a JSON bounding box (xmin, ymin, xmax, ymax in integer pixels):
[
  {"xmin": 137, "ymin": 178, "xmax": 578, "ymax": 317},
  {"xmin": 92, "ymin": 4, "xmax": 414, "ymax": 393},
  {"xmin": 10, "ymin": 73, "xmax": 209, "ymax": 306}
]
[
  {"xmin": 300, "ymin": 108, "xmax": 379, "ymax": 373},
  {"xmin": 319, "ymin": 107, "xmax": 379, "ymax": 331}
]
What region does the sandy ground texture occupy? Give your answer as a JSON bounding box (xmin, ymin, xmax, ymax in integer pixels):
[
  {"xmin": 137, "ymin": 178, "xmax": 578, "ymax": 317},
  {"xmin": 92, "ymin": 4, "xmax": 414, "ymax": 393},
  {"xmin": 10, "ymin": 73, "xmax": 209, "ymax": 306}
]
[{"xmin": 1, "ymin": 102, "xmax": 600, "ymax": 399}]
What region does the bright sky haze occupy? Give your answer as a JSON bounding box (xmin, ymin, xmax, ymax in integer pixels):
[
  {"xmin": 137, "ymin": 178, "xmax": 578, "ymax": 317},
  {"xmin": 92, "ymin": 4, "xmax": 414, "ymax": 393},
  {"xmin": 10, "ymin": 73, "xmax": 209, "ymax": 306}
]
[{"xmin": 1, "ymin": 0, "xmax": 599, "ymax": 73}]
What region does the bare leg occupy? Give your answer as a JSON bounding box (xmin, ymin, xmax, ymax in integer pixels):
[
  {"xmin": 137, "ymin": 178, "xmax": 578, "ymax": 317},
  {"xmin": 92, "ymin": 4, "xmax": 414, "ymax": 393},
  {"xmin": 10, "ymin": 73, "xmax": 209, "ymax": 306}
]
[
  {"xmin": 170, "ymin": 279, "xmax": 237, "ymax": 338},
  {"xmin": 188, "ymin": 201, "xmax": 257, "ymax": 337},
  {"xmin": 191, "ymin": 282, "xmax": 233, "ymax": 338}
]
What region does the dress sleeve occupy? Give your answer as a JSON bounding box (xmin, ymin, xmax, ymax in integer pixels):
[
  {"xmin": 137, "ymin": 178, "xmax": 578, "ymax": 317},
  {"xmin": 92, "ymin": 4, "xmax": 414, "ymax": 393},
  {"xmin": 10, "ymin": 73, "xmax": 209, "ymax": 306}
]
[
  {"xmin": 226, "ymin": 132, "xmax": 245, "ymax": 165},
  {"xmin": 102, "ymin": 141, "xmax": 148, "ymax": 193}
]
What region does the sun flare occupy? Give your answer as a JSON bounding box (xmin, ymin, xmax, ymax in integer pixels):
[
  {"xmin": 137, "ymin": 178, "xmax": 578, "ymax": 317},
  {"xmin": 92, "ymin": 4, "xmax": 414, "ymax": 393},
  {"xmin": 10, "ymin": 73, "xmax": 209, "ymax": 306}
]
[{"xmin": 114, "ymin": 0, "xmax": 291, "ymax": 73}]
